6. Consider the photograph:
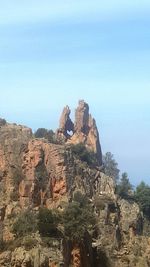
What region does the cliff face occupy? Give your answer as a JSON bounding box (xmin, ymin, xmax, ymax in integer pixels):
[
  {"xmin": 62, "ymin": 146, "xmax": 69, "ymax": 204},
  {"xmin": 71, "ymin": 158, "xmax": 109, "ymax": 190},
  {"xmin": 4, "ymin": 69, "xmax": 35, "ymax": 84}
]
[{"xmin": 0, "ymin": 105, "xmax": 149, "ymax": 267}]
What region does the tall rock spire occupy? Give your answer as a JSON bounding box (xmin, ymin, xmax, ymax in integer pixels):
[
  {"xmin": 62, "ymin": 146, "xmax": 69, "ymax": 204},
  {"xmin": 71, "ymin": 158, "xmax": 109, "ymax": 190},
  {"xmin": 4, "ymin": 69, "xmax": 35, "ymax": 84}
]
[{"xmin": 57, "ymin": 100, "xmax": 102, "ymax": 166}]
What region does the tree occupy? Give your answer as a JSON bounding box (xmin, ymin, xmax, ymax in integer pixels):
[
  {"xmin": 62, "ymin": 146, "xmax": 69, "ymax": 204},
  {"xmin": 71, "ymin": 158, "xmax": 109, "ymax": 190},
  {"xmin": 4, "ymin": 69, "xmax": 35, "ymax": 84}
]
[
  {"xmin": 70, "ymin": 143, "xmax": 97, "ymax": 166},
  {"xmin": 62, "ymin": 193, "xmax": 96, "ymax": 242},
  {"xmin": 12, "ymin": 210, "xmax": 37, "ymax": 237},
  {"xmin": 73, "ymin": 191, "xmax": 89, "ymax": 207},
  {"xmin": 34, "ymin": 128, "xmax": 55, "ymax": 143},
  {"xmin": 103, "ymin": 152, "xmax": 120, "ymax": 181},
  {"xmin": 37, "ymin": 208, "xmax": 60, "ymax": 237},
  {"xmin": 116, "ymin": 172, "xmax": 133, "ymax": 198},
  {"xmin": 135, "ymin": 182, "xmax": 150, "ymax": 219}
]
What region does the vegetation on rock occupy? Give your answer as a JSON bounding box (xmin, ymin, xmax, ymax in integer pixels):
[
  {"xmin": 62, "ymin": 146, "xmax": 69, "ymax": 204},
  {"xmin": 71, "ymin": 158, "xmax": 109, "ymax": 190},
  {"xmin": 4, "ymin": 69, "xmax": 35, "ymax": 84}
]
[
  {"xmin": 12, "ymin": 210, "xmax": 37, "ymax": 237},
  {"xmin": 135, "ymin": 182, "xmax": 150, "ymax": 219},
  {"xmin": 103, "ymin": 152, "xmax": 120, "ymax": 181},
  {"xmin": 37, "ymin": 208, "xmax": 61, "ymax": 237},
  {"xmin": 70, "ymin": 143, "xmax": 98, "ymax": 166},
  {"xmin": 63, "ymin": 191, "xmax": 96, "ymax": 242},
  {"xmin": 116, "ymin": 172, "xmax": 133, "ymax": 199},
  {"xmin": 34, "ymin": 128, "xmax": 57, "ymax": 143},
  {"xmin": 0, "ymin": 118, "xmax": 6, "ymax": 126}
]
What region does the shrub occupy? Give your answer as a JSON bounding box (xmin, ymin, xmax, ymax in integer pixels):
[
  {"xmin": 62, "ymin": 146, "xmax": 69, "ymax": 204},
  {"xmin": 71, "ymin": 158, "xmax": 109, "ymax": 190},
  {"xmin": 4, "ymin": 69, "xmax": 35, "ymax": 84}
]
[
  {"xmin": 73, "ymin": 191, "xmax": 89, "ymax": 207},
  {"xmin": 103, "ymin": 152, "xmax": 120, "ymax": 182},
  {"xmin": 22, "ymin": 236, "xmax": 37, "ymax": 250},
  {"xmin": 70, "ymin": 143, "xmax": 97, "ymax": 166},
  {"xmin": 41, "ymin": 237, "xmax": 61, "ymax": 248},
  {"xmin": 12, "ymin": 168, "xmax": 24, "ymax": 187},
  {"xmin": 62, "ymin": 193, "xmax": 96, "ymax": 242},
  {"xmin": 12, "ymin": 210, "xmax": 37, "ymax": 237},
  {"xmin": 0, "ymin": 118, "xmax": 6, "ymax": 126},
  {"xmin": 37, "ymin": 208, "xmax": 60, "ymax": 237},
  {"xmin": 116, "ymin": 172, "xmax": 133, "ymax": 199},
  {"xmin": 95, "ymin": 248, "xmax": 111, "ymax": 267},
  {"xmin": 135, "ymin": 182, "xmax": 150, "ymax": 219},
  {"xmin": 6, "ymin": 238, "xmax": 23, "ymax": 251},
  {"xmin": 34, "ymin": 128, "xmax": 56, "ymax": 143}
]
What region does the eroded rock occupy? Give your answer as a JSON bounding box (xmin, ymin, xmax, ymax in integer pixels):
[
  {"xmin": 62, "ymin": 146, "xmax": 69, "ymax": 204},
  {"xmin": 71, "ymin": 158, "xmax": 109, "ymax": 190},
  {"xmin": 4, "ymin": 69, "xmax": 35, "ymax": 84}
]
[{"xmin": 57, "ymin": 100, "xmax": 102, "ymax": 165}]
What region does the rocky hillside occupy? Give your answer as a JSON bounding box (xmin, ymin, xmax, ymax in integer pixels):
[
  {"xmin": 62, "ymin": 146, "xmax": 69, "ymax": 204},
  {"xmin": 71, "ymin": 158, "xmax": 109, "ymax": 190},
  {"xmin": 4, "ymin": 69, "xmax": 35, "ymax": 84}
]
[{"xmin": 0, "ymin": 100, "xmax": 149, "ymax": 267}]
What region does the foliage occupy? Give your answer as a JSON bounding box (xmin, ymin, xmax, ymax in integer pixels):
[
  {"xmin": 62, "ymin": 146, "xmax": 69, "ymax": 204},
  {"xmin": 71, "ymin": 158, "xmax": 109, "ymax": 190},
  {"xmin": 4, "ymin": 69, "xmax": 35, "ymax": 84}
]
[
  {"xmin": 95, "ymin": 248, "xmax": 111, "ymax": 267},
  {"xmin": 116, "ymin": 172, "xmax": 133, "ymax": 199},
  {"xmin": 73, "ymin": 190, "xmax": 89, "ymax": 207},
  {"xmin": 0, "ymin": 118, "xmax": 6, "ymax": 126},
  {"xmin": 22, "ymin": 236, "xmax": 38, "ymax": 250},
  {"xmin": 62, "ymin": 192, "xmax": 96, "ymax": 242},
  {"xmin": 41, "ymin": 237, "xmax": 61, "ymax": 248},
  {"xmin": 12, "ymin": 168, "xmax": 24, "ymax": 187},
  {"xmin": 70, "ymin": 143, "xmax": 97, "ymax": 166},
  {"xmin": 0, "ymin": 238, "xmax": 5, "ymax": 252},
  {"xmin": 35, "ymin": 163, "xmax": 48, "ymax": 192},
  {"xmin": 135, "ymin": 182, "xmax": 150, "ymax": 219},
  {"xmin": 34, "ymin": 128, "xmax": 56, "ymax": 143},
  {"xmin": 10, "ymin": 191, "xmax": 19, "ymax": 201},
  {"xmin": 12, "ymin": 210, "xmax": 37, "ymax": 237},
  {"xmin": 37, "ymin": 208, "xmax": 60, "ymax": 237},
  {"xmin": 103, "ymin": 152, "xmax": 120, "ymax": 182}
]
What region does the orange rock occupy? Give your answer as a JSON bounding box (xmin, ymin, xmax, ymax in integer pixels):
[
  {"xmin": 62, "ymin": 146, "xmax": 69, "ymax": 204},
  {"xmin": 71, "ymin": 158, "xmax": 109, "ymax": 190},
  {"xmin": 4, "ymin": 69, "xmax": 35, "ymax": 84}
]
[{"xmin": 71, "ymin": 245, "xmax": 82, "ymax": 267}]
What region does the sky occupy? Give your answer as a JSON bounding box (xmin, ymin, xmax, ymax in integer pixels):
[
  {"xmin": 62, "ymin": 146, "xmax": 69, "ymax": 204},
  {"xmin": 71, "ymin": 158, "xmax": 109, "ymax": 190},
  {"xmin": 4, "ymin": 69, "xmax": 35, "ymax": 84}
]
[{"xmin": 0, "ymin": 1, "xmax": 150, "ymax": 185}]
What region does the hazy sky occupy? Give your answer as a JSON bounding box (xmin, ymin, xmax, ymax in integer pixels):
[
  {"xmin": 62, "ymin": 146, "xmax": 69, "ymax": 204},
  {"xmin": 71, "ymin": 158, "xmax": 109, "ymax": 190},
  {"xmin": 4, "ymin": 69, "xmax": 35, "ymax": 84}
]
[{"xmin": 0, "ymin": 1, "xmax": 150, "ymax": 185}]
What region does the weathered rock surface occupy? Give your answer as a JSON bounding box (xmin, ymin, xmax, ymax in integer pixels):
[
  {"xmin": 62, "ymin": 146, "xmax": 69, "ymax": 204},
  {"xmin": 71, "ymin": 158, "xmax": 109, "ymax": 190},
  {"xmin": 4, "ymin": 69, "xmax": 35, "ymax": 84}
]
[
  {"xmin": 0, "ymin": 106, "xmax": 149, "ymax": 267},
  {"xmin": 57, "ymin": 100, "xmax": 102, "ymax": 166},
  {"xmin": 58, "ymin": 106, "xmax": 74, "ymax": 138},
  {"xmin": 20, "ymin": 139, "xmax": 68, "ymax": 208},
  {"xmin": 0, "ymin": 123, "xmax": 32, "ymax": 204}
]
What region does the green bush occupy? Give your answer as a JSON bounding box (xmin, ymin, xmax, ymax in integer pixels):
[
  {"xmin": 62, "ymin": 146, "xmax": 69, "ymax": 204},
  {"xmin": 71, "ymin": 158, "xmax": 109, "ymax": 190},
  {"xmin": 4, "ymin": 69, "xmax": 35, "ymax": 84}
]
[
  {"xmin": 12, "ymin": 210, "xmax": 37, "ymax": 237},
  {"xmin": 63, "ymin": 193, "xmax": 96, "ymax": 242},
  {"xmin": 103, "ymin": 152, "xmax": 120, "ymax": 182},
  {"xmin": 70, "ymin": 143, "xmax": 97, "ymax": 166},
  {"xmin": 116, "ymin": 172, "xmax": 133, "ymax": 199},
  {"xmin": 135, "ymin": 182, "xmax": 150, "ymax": 219},
  {"xmin": 37, "ymin": 208, "xmax": 60, "ymax": 237},
  {"xmin": 6, "ymin": 238, "xmax": 23, "ymax": 251},
  {"xmin": 12, "ymin": 168, "xmax": 24, "ymax": 187},
  {"xmin": 73, "ymin": 190, "xmax": 89, "ymax": 207},
  {"xmin": 0, "ymin": 118, "xmax": 6, "ymax": 126},
  {"xmin": 34, "ymin": 128, "xmax": 57, "ymax": 143},
  {"xmin": 95, "ymin": 248, "xmax": 111, "ymax": 267},
  {"xmin": 22, "ymin": 236, "xmax": 37, "ymax": 250}
]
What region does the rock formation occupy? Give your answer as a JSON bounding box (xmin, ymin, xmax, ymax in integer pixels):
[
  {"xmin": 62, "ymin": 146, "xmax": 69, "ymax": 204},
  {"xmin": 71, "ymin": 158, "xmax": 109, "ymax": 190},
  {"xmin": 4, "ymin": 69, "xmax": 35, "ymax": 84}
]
[
  {"xmin": 0, "ymin": 103, "xmax": 149, "ymax": 267},
  {"xmin": 57, "ymin": 100, "xmax": 102, "ymax": 166},
  {"xmin": 58, "ymin": 105, "xmax": 74, "ymax": 138}
]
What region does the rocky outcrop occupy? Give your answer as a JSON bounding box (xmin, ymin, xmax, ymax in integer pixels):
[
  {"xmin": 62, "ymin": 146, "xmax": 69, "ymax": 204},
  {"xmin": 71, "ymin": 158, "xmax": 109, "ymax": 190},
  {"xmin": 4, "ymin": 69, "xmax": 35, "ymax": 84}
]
[
  {"xmin": 57, "ymin": 100, "xmax": 102, "ymax": 166},
  {"xmin": 0, "ymin": 238, "xmax": 64, "ymax": 267},
  {"xmin": 19, "ymin": 140, "xmax": 107, "ymax": 209},
  {"xmin": 74, "ymin": 100, "xmax": 89, "ymax": 133},
  {"xmin": 58, "ymin": 106, "xmax": 74, "ymax": 138},
  {"xmin": 0, "ymin": 105, "xmax": 150, "ymax": 267},
  {"xmin": 0, "ymin": 123, "xmax": 32, "ymax": 201},
  {"xmin": 20, "ymin": 139, "xmax": 69, "ymax": 208}
]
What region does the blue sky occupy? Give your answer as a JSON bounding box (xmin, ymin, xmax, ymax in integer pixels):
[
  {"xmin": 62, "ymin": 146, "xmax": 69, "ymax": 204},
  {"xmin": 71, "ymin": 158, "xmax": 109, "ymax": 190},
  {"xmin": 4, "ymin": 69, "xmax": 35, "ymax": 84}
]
[{"xmin": 0, "ymin": 1, "xmax": 150, "ymax": 185}]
